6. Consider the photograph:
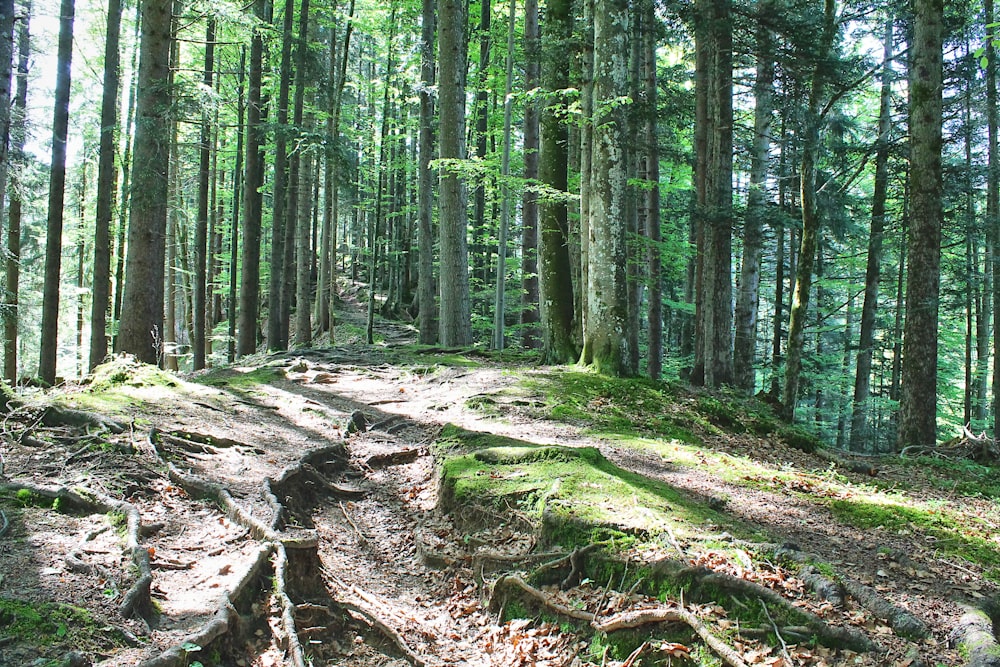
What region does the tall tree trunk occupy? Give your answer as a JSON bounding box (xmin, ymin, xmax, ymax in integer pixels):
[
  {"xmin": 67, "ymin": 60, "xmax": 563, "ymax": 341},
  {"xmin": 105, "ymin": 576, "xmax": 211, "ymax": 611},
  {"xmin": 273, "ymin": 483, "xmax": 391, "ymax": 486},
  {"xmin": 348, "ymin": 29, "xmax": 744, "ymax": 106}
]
[
  {"xmin": 492, "ymin": 0, "xmax": 516, "ymax": 351},
  {"xmin": 472, "ymin": 0, "xmax": 491, "ymax": 293},
  {"xmin": 89, "ymin": 0, "xmax": 122, "ymax": 371},
  {"xmin": 118, "ymin": 0, "xmax": 172, "ymax": 365},
  {"xmin": 228, "ymin": 47, "xmax": 245, "ymax": 363},
  {"xmin": 437, "ymin": 0, "xmax": 471, "ymax": 346},
  {"xmin": 237, "ymin": 0, "xmax": 267, "ymax": 356},
  {"xmin": 537, "ymin": 0, "xmax": 577, "ymax": 363},
  {"xmin": 641, "ymin": 0, "xmax": 662, "ymax": 379},
  {"xmin": 0, "ymin": 0, "xmax": 15, "ymax": 230},
  {"xmin": 288, "ymin": 0, "xmax": 311, "ymax": 345},
  {"xmin": 519, "ymin": 0, "xmax": 540, "ymax": 349},
  {"xmin": 4, "ymin": 6, "xmax": 28, "ymax": 383},
  {"xmin": 849, "ymin": 13, "xmax": 893, "ymax": 450},
  {"xmin": 898, "ymin": 0, "xmax": 943, "ymax": 448},
  {"xmin": 733, "ymin": 0, "xmax": 773, "ymax": 392},
  {"xmin": 781, "ymin": 0, "xmax": 836, "ymax": 421},
  {"xmin": 294, "ymin": 127, "xmax": 314, "ymax": 346},
  {"xmin": 416, "ymin": 0, "xmax": 435, "ymax": 344},
  {"xmin": 75, "ymin": 168, "xmax": 87, "ymax": 377},
  {"xmin": 193, "ymin": 18, "xmax": 215, "ymax": 369},
  {"xmin": 583, "ymin": 0, "xmax": 633, "ymax": 376},
  {"xmin": 38, "ymin": 0, "xmax": 75, "ymax": 383},
  {"xmin": 988, "ymin": 0, "xmax": 1000, "ymax": 433},
  {"xmin": 113, "ymin": 13, "xmax": 140, "ymax": 347}
]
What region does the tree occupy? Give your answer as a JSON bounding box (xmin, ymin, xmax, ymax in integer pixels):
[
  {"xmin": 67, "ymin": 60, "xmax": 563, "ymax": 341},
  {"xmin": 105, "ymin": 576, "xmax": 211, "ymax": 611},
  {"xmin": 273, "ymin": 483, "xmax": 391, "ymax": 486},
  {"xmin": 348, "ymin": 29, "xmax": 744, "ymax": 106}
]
[
  {"xmin": 519, "ymin": 0, "xmax": 540, "ymax": 348},
  {"xmin": 850, "ymin": 14, "xmax": 894, "ymax": 450},
  {"xmin": 117, "ymin": 0, "xmax": 173, "ymax": 364},
  {"xmin": 733, "ymin": 0, "xmax": 774, "ymax": 393},
  {"xmin": 781, "ymin": 0, "xmax": 837, "ymax": 421},
  {"xmin": 437, "ymin": 0, "xmax": 471, "ymax": 346},
  {"xmin": 4, "ymin": 2, "xmax": 28, "ymax": 383},
  {"xmin": 692, "ymin": 0, "xmax": 734, "ymax": 388},
  {"xmin": 582, "ymin": 0, "xmax": 634, "ymax": 376},
  {"xmin": 898, "ymin": 0, "xmax": 944, "ymax": 448},
  {"xmin": 88, "ymin": 0, "xmax": 123, "ymax": 371},
  {"xmin": 38, "ymin": 0, "xmax": 75, "ymax": 383},
  {"xmin": 193, "ymin": 18, "xmax": 216, "ymax": 369},
  {"xmin": 416, "ymin": 0, "xmax": 435, "ymax": 344},
  {"xmin": 537, "ymin": 0, "xmax": 577, "ymax": 363},
  {"xmin": 237, "ymin": 0, "xmax": 267, "ymax": 357}
]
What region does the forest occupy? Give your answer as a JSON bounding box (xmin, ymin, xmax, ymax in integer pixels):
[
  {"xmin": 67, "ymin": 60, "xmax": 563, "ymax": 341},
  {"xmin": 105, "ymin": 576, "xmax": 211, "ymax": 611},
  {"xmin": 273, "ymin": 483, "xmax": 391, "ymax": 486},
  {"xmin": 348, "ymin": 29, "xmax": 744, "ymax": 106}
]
[{"xmin": 0, "ymin": 0, "xmax": 989, "ymax": 454}]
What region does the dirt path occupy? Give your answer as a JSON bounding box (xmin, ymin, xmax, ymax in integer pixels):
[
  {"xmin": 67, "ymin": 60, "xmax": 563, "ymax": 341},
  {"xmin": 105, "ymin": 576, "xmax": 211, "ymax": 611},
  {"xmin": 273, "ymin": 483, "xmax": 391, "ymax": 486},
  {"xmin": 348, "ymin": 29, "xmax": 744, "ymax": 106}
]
[{"xmin": 0, "ymin": 307, "xmax": 991, "ymax": 666}]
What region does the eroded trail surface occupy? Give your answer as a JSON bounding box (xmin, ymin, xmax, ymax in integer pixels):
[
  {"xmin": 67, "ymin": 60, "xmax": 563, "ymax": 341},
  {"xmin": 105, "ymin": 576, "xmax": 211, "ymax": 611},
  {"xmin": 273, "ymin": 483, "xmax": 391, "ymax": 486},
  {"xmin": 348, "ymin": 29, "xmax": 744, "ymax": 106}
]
[{"xmin": 0, "ymin": 310, "xmax": 993, "ymax": 666}]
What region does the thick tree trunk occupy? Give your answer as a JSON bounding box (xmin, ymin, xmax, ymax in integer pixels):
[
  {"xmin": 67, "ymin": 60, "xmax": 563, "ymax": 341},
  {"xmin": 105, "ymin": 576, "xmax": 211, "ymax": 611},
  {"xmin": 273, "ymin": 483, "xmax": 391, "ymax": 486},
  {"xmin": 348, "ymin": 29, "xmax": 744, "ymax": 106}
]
[
  {"xmin": 113, "ymin": 15, "xmax": 140, "ymax": 349},
  {"xmin": 437, "ymin": 0, "xmax": 471, "ymax": 346},
  {"xmin": 237, "ymin": 0, "xmax": 267, "ymax": 357},
  {"xmin": 294, "ymin": 130, "xmax": 314, "ymax": 346},
  {"xmin": 583, "ymin": 0, "xmax": 633, "ymax": 376},
  {"xmin": 118, "ymin": 0, "xmax": 171, "ymax": 365},
  {"xmin": 898, "ymin": 0, "xmax": 943, "ymax": 449},
  {"xmin": 38, "ymin": 0, "xmax": 75, "ymax": 382},
  {"xmin": 472, "ymin": 0, "xmax": 491, "ymax": 294},
  {"xmin": 519, "ymin": 0, "xmax": 540, "ymax": 349},
  {"xmin": 537, "ymin": 0, "xmax": 577, "ymax": 363},
  {"xmin": 4, "ymin": 7, "xmax": 29, "ymax": 383},
  {"xmin": 289, "ymin": 0, "xmax": 311, "ymax": 346},
  {"xmin": 849, "ymin": 14, "xmax": 893, "ymax": 450},
  {"xmin": 733, "ymin": 0, "xmax": 773, "ymax": 393},
  {"xmin": 492, "ymin": 0, "xmax": 517, "ymax": 351},
  {"xmin": 0, "ymin": 0, "xmax": 14, "ymax": 229}
]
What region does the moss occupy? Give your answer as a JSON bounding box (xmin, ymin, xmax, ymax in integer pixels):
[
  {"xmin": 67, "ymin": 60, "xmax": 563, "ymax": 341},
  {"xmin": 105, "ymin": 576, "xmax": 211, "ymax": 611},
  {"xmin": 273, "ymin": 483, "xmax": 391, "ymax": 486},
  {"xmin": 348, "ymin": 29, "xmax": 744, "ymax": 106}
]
[
  {"xmin": 776, "ymin": 425, "xmax": 822, "ymax": 453},
  {"xmin": 88, "ymin": 357, "xmax": 178, "ymax": 392},
  {"xmin": 0, "ymin": 596, "xmax": 125, "ymax": 653},
  {"xmin": 201, "ymin": 366, "xmax": 282, "ymax": 390}
]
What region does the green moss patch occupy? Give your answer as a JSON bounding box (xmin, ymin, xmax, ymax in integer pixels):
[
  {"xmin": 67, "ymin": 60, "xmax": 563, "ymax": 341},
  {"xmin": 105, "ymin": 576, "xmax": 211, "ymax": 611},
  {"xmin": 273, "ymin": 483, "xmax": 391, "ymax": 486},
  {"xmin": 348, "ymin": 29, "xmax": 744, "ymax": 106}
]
[
  {"xmin": 436, "ymin": 425, "xmax": 724, "ymax": 550},
  {"xmin": 830, "ymin": 498, "xmax": 1000, "ymax": 576},
  {"xmin": 0, "ymin": 596, "xmax": 127, "ymax": 654}
]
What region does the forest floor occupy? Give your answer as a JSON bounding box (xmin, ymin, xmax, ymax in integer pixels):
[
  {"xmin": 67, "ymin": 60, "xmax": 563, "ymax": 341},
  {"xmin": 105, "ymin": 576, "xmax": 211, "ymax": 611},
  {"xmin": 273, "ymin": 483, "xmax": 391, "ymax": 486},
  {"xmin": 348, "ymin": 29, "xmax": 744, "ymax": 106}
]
[{"xmin": 1, "ymin": 296, "xmax": 998, "ymax": 667}]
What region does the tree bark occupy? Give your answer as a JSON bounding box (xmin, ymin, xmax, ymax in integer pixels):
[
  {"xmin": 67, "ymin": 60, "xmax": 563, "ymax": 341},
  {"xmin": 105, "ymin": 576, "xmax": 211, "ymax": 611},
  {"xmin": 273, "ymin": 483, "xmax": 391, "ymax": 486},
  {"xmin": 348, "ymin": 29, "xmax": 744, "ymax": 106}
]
[
  {"xmin": 437, "ymin": 0, "xmax": 471, "ymax": 346},
  {"xmin": 492, "ymin": 0, "xmax": 517, "ymax": 351},
  {"xmin": 519, "ymin": 0, "xmax": 540, "ymax": 349},
  {"xmin": 988, "ymin": 0, "xmax": 999, "ymax": 434},
  {"xmin": 781, "ymin": 0, "xmax": 836, "ymax": 421},
  {"xmin": 583, "ymin": 0, "xmax": 634, "ymax": 376},
  {"xmin": 237, "ymin": 0, "xmax": 268, "ymax": 357},
  {"xmin": 290, "ymin": 0, "xmax": 311, "ymax": 346},
  {"xmin": 38, "ymin": 0, "xmax": 75, "ymax": 382},
  {"xmin": 898, "ymin": 0, "xmax": 943, "ymax": 449},
  {"xmin": 416, "ymin": 0, "xmax": 435, "ymax": 344},
  {"xmin": 193, "ymin": 18, "xmax": 216, "ymax": 369},
  {"xmin": 849, "ymin": 14, "xmax": 893, "ymax": 450},
  {"xmin": 733, "ymin": 0, "xmax": 773, "ymax": 393},
  {"xmin": 537, "ymin": 0, "xmax": 577, "ymax": 363},
  {"xmin": 4, "ymin": 6, "xmax": 28, "ymax": 383},
  {"xmin": 642, "ymin": 0, "xmax": 662, "ymax": 379}
]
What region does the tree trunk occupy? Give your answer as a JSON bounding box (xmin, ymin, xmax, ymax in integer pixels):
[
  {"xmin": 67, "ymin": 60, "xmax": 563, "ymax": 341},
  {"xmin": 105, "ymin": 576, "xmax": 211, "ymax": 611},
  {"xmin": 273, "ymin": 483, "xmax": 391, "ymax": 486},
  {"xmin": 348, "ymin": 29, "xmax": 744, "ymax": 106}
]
[
  {"xmin": 492, "ymin": 0, "xmax": 517, "ymax": 351},
  {"xmin": 583, "ymin": 0, "xmax": 633, "ymax": 376},
  {"xmin": 437, "ymin": 0, "xmax": 471, "ymax": 346},
  {"xmin": 781, "ymin": 0, "xmax": 836, "ymax": 421},
  {"xmin": 4, "ymin": 6, "xmax": 29, "ymax": 383},
  {"xmin": 988, "ymin": 0, "xmax": 999, "ymax": 433},
  {"xmin": 227, "ymin": 47, "xmax": 245, "ymax": 363},
  {"xmin": 519, "ymin": 0, "xmax": 540, "ymax": 349},
  {"xmin": 88, "ymin": 0, "xmax": 122, "ymax": 370},
  {"xmin": 416, "ymin": 0, "xmax": 435, "ymax": 344},
  {"xmin": 75, "ymin": 168, "xmax": 87, "ymax": 377},
  {"xmin": 38, "ymin": 0, "xmax": 75, "ymax": 383},
  {"xmin": 472, "ymin": 0, "xmax": 491, "ymax": 294},
  {"xmin": 237, "ymin": 0, "xmax": 267, "ymax": 356},
  {"xmin": 537, "ymin": 0, "xmax": 577, "ymax": 363},
  {"xmin": 265, "ymin": 0, "xmax": 294, "ymax": 351},
  {"xmin": 113, "ymin": 14, "xmax": 140, "ymax": 348},
  {"xmin": 642, "ymin": 0, "xmax": 662, "ymax": 379},
  {"xmin": 193, "ymin": 18, "xmax": 215, "ymax": 370},
  {"xmin": 0, "ymin": 0, "xmax": 14, "ymax": 229},
  {"xmin": 733, "ymin": 0, "xmax": 773, "ymax": 393},
  {"xmin": 898, "ymin": 0, "xmax": 943, "ymax": 449},
  {"xmin": 289, "ymin": 0, "xmax": 311, "ymax": 346},
  {"xmin": 849, "ymin": 14, "xmax": 893, "ymax": 450},
  {"xmin": 294, "ymin": 125, "xmax": 314, "ymax": 346}
]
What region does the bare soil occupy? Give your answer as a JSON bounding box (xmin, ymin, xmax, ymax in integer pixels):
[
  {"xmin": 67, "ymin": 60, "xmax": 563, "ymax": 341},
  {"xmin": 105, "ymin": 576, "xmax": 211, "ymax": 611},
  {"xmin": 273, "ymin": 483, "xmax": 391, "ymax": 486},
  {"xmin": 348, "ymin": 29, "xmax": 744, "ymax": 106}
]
[{"xmin": 0, "ymin": 307, "xmax": 992, "ymax": 666}]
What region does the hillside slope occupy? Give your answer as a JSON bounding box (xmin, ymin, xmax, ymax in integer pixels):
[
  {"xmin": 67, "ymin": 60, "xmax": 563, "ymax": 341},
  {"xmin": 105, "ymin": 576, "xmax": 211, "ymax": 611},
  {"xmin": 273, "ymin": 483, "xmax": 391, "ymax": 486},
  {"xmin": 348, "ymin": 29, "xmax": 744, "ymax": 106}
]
[{"xmin": 0, "ymin": 316, "xmax": 995, "ymax": 666}]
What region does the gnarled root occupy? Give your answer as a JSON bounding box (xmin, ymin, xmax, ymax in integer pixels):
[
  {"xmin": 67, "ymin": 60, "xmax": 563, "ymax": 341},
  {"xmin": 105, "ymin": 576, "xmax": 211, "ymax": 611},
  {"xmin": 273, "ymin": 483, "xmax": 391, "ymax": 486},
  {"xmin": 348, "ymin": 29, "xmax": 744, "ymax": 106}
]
[{"xmin": 949, "ymin": 606, "xmax": 1000, "ymax": 667}]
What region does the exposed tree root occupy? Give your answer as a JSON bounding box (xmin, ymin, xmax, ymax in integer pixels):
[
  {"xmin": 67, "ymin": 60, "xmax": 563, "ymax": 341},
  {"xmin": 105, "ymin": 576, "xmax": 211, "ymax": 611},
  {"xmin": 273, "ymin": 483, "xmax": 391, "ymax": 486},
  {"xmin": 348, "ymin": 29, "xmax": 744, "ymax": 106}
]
[
  {"xmin": 0, "ymin": 480, "xmax": 153, "ymax": 621},
  {"xmin": 948, "ymin": 606, "xmax": 1000, "ymax": 667},
  {"xmin": 40, "ymin": 405, "xmax": 126, "ymax": 434},
  {"xmin": 841, "ymin": 575, "xmax": 929, "ymax": 639},
  {"xmin": 757, "ymin": 541, "xmax": 928, "ymax": 640},
  {"xmin": 490, "ymin": 573, "xmax": 749, "ymax": 667},
  {"xmin": 901, "ymin": 426, "xmax": 1000, "ymax": 463},
  {"xmin": 274, "ymin": 544, "xmax": 309, "ymax": 667},
  {"xmin": 799, "ymin": 565, "xmax": 846, "ymax": 609},
  {"xmin": 365, "ymin": 447, "xmax": 423, "ymax": 468},
  {"xmin": 0, "ymin": 509, "xmax": 8, "ymax": 538}
]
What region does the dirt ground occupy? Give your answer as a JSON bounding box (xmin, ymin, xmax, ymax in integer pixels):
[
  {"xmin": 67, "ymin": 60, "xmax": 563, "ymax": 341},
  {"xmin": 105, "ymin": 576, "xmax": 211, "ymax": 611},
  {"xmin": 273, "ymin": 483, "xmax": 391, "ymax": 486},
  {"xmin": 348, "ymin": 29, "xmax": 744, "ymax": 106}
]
[{"xmin": 0, "ymin": 309, "xmax": 993, "ymax": 666}]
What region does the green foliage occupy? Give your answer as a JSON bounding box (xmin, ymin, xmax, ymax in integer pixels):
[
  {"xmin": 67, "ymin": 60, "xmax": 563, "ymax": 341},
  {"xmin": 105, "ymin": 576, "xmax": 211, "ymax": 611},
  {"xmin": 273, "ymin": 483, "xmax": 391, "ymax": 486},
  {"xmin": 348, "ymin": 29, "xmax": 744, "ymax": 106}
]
[{"xmin": 0, "ymin": 596, "xmax": 126, "ymax": 653}]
